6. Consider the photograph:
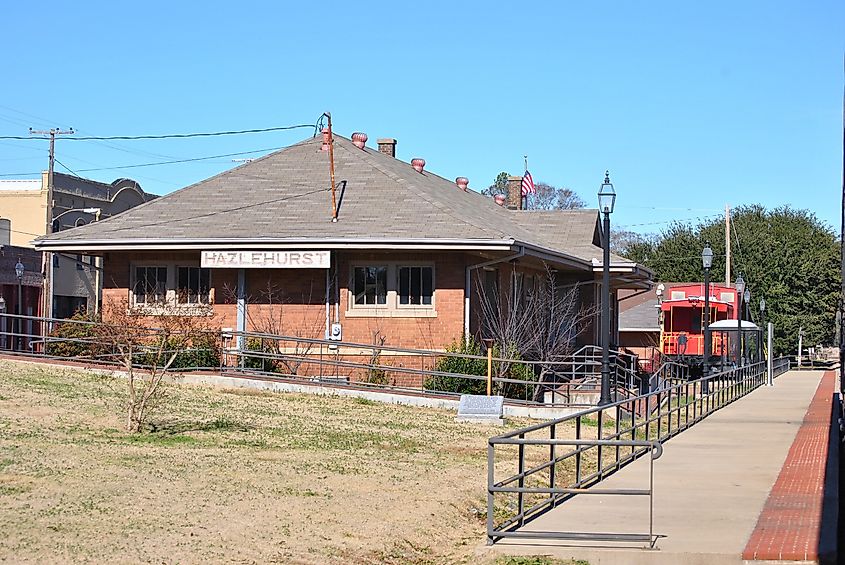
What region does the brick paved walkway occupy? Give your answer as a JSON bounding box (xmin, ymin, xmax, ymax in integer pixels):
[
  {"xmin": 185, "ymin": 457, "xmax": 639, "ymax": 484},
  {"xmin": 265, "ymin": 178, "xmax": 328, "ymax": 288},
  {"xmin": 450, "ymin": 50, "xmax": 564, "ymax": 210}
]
[{"xmin": 742, "ymin": 370, "xmax": 837, "ymax": 562}]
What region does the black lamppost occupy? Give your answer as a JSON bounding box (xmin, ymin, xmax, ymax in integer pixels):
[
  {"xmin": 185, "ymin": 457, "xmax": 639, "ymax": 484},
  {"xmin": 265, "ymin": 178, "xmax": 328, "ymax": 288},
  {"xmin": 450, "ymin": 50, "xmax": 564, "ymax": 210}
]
[
  {"xmin": 760, "ymin": 297, "xmax": 766, "ymax": 364},
  {"xmin": 744, "ymin": 288, "xmax": 751, "ymax": 362},
  {"xmin": 15, "ymin": 259, "xmax": 24, "ymax": 352},
  {"xmin": 0, "ymin": 296, "xmax": 5, "ymax": 350},
  {"xmin": 598, "ymin": 171, "xmax": 616, "ymax": 405},
  {"xmin": 735, "ymin": 273, "xmax": 745, "ymax": 366},
  {"xmin": 702, "ymin": 243, "xmax": 713, "ymax": 375}
]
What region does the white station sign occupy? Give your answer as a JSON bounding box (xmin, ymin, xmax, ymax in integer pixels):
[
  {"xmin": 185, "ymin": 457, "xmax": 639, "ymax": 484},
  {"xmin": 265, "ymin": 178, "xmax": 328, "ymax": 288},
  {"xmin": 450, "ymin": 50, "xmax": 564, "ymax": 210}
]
[{"xmin": 201, "ymin": 250, "xmax": 330, "ymax": 269}]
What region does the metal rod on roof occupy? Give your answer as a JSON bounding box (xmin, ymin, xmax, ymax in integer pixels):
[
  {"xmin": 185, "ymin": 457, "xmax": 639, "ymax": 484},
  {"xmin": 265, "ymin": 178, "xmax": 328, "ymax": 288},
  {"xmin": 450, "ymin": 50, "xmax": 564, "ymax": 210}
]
[{"xmin": 326, "ymin": 112, "xmax": 338, "ymax": 222}]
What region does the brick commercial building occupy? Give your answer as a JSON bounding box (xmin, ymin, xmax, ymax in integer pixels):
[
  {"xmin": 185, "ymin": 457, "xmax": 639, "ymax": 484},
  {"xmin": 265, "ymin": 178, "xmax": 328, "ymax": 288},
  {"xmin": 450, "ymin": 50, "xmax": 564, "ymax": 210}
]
[
  {"xmin": 35, "ymin": 133, "xmax": 651, "ymax": 359},
  {"xmin": 0, "ymin": 172, "xmax": 154, "ymax": 318}
]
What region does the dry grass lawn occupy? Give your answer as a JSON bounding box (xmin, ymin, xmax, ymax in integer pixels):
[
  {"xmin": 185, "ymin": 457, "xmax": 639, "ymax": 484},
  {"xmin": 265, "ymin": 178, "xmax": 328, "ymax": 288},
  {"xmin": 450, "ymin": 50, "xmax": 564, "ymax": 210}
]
[{"xmin": 0, "ymin": 360, "xmax": 588, "ymax": 564}]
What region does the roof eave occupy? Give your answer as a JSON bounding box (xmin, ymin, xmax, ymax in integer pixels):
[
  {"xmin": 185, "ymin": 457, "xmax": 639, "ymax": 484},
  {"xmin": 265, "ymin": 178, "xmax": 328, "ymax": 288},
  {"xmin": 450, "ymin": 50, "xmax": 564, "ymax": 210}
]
[{"xmin": 33, "ymin": 237, "xmax": 519, "ymax": 253}]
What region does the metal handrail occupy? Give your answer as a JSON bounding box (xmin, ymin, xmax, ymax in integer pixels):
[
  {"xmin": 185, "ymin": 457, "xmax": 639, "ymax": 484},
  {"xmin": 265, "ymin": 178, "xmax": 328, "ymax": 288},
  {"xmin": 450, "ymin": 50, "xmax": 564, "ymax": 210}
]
[
  {"xmin": 488, "ymin": 439, "xmax": 662, "ymax": 547},
  {"xmin": 0, "ymin": 313, "xmax": 642, "ymax": 406},
  {"xmin": 486, "ymin": 357, "xmax": 791, "ymax": 545}
]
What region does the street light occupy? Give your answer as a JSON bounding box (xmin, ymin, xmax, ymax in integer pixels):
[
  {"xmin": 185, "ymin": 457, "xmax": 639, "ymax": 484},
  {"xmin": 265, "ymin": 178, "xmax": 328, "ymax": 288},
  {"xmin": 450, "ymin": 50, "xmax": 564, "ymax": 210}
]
[
  {"xmin": 598, "ymin": 171, "xmax": 616, "ymax": 405},
  {"xmin": 760, "ymin": 297, "xmax": 767, "ymax": 366},
  {"xmin": 0, "ymin": 296, "xmax": 5, "ymax": 350},
  {"xmin": 15, "ymin": 259, "xmax": 24, "ymax": 352},
  {"xmin": 735, "ymin": 274, "xmax": 745, "ymax": 366},
  {"xmin": 52, "ymin": 207, "xmax": 102, "ymax": 223},
  {"xmin": 702, "ymin": 243, "xmax": 713, "ymax": 376},
  {"xmin": 743, "ymin": 288, "xmax": 752, "ymax": 361}
]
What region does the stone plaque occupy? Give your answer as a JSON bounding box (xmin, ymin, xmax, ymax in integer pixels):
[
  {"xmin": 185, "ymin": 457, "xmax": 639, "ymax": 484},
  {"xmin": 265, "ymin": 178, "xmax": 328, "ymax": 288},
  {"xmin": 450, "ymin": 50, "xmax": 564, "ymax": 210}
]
[{"xmin": 456, "ymin": 394, "xmax": 504, "ymax": 425}]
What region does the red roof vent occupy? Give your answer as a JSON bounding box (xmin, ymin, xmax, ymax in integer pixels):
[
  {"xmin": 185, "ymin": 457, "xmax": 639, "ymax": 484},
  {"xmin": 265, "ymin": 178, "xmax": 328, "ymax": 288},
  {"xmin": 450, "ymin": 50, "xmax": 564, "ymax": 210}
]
[
  {"xmin": 411, "ymin": 158, "xmax": 426, "ymax": 173},
  {"xmin": 494, "ymin": 194, "xmax": 506, "ymax": 206},
  {"xmin": 351, "ymin": 132, "xmax": 368, "ymax": 149},
  {"xmin": 321, "ymin": 127, "xmax": 330, "ymax": 152},
  {"xmin": 455, "ymin": 177, "xmax": 469, "ymax": 191}
]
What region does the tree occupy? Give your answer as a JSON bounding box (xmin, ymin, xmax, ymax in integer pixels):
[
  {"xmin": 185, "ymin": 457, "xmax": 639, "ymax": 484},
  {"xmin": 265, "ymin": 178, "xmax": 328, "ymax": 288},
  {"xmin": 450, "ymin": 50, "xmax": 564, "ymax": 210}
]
[
  {"xmin": 475, "ymin": 264, "xmax": 597, "ymax": 400},
  {"xmin": 98, "ymin": 299, "xmax": 219, "ymax": 433},
  {"xmin": 482, "ymin": 172, "xmax": 509, "ymax": 198},
  {"xmin": 482, "ymin": 172, "xmax": 586, "ymax": 210},
  {"xmin": 611, "ymin": 228, "xmax": 658, "ymax": 258},
  {"xmin": 628, "ymin": 205, "xmax": 840, "ymax": 356}
]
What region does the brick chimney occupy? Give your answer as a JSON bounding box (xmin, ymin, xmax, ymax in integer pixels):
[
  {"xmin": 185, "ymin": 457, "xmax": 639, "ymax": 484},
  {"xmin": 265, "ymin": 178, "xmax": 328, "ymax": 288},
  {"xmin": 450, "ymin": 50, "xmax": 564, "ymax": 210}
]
[
  {"xmin": 506, "ymin": 175, "xmax": 523, "ymax": 209},
  {"xmin": 377, "ymin": 138, "xmax": 397, "ymax": 158}
]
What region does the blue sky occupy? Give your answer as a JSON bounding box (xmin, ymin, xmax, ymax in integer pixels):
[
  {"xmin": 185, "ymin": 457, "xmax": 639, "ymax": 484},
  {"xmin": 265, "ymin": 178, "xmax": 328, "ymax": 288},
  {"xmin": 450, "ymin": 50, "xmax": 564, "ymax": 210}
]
[{"xmin": 1, "ymin": 1, "xmax": 842, "ymax": 234}]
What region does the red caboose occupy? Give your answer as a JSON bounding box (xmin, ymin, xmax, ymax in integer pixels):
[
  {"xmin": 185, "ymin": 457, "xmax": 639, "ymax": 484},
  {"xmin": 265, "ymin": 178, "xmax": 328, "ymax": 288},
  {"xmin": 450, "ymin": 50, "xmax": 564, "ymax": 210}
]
[{"xmin": 659, "ymin": 283, "xmax": 738, "ymax": 357}]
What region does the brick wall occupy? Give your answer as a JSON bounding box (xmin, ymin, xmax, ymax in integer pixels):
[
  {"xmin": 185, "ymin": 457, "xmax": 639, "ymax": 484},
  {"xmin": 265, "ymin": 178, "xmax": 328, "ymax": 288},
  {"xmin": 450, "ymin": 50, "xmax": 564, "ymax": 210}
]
[{"xmin": 101, "ymin": 250, "xmax": 608, "ymax": 386}]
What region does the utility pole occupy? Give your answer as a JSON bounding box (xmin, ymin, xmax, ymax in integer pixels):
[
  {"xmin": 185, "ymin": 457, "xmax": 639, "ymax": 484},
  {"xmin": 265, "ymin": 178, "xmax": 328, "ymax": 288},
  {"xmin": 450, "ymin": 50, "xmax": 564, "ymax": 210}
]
[
  {"xmin": 725, "ymin": 204, "xmax": 731, "ymax": 286},
  {"xmin": 29, "ymin": 127, "xmax": 74, "ymax": 321}
]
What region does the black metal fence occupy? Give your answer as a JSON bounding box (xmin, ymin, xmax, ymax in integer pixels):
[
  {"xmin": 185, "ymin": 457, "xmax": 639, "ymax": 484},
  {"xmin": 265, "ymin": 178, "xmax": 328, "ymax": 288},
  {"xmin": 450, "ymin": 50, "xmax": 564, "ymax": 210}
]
[
  {"xmin": 0, "ymin": 313, "xmax": 641, "ymax": 407},
  {"xmin": 486, "ymin": 357, "xmax": 791, "ymax": 546}
]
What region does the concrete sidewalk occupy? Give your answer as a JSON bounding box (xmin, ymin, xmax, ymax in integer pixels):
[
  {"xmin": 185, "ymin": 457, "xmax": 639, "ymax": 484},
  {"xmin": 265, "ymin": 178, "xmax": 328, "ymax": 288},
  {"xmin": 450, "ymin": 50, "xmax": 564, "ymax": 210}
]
[{"xmin": 486, "ymin": 370, "xmax": 833, "ymax": 565}]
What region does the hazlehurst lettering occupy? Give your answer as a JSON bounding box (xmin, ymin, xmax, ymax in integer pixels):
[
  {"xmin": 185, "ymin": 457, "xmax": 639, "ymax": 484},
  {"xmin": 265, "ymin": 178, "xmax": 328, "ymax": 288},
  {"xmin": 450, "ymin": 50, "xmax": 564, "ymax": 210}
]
[{"xmin": 201, "ymin": 250, "xmax": 330, "ymax": 269}]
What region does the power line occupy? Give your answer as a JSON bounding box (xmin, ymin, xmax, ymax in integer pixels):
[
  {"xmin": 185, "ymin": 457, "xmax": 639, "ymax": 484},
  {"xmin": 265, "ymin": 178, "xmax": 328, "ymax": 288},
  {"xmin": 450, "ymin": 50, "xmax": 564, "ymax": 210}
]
[
  {"xmin": 617, "ymin": 213, "xmax": 722, "ymax": 228},
  {"xmin": 92, "ymin": 187, "xmax": 330, "ymax": 235},
  {"xmin": 0, "ymin": 146, "xmax": 282, "ymax": 177},
  {"xmin": 54, "ymin": 158, "xmax": 82, "ymax": 177},
  {"xmin": 0, "ymin": 123, "xmax": 314, "ymax": 141}
]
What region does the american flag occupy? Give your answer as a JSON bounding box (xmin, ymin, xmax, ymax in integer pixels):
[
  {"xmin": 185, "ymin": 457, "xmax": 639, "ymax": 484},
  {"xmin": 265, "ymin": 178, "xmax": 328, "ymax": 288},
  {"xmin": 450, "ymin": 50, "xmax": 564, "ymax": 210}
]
[{"xmin": 521, "ymin": 170, "xmax": 535, "ymax": 196}]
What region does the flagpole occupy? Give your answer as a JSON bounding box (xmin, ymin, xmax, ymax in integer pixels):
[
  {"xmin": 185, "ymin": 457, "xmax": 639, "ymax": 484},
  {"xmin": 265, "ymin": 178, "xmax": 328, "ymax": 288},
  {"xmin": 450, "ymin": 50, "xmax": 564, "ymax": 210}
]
[{"xmin": 523, "ymin": 155, "xmax": 528, "ymax": 209}]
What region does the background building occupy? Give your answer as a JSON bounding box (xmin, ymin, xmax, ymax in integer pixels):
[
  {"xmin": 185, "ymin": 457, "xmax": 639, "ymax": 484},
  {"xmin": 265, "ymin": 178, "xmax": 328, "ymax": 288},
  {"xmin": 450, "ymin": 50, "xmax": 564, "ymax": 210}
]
[
  {"xmin": 0, "ymin": 245, "xmax": 42, "ymax": 351},
  {"xmin": 0, "ymin": 172, "xmax": 154, "ymax": 318}
]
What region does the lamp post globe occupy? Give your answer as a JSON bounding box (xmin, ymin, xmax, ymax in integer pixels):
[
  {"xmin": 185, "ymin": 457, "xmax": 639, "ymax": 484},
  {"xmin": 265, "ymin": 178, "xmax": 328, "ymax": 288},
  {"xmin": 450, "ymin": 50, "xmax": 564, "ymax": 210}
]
[
  {"xmin": 15, "ymin": 261, "xmax": 24, "ymax": 280},
  {"xmin": 598, "ymin": 171, "xmax": 615, "ymax": 405},
  {"xmin": 701, "ymin": 245, "xmax": 713, "ymax": 269},
  {"xmin": 598, "ymin": 171, "xmax": 616, "ymax": 214}
]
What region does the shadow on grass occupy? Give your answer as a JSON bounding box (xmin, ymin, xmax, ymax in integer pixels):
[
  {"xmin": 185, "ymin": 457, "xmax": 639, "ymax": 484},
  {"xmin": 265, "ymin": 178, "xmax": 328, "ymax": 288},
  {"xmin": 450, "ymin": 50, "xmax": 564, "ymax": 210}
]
[{"xmin": 146, "ymin": 416, "xmax": 254, "ymax": 435}]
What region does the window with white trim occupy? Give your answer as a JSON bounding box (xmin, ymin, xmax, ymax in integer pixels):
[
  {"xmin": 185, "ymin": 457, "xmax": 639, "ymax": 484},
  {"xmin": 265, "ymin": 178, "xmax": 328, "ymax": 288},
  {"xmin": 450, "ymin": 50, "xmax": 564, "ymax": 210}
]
[
  {"xmin": 134, "ymin": 266, "xmax": 168, "ymax": 305},
  {"xmin": 398, "ymin": 266, "xmax": 433, "ymax": 306},
  {"xmin": 353, "ymin": 266, "xmax": 387, "ymax": 305},
  {"xmin": 131, "ymin": 264, "xmax": 212, "ymax": 310},
  {"xmin": 177, "ymin": 266, "xmax": 211, "ymax": 305},
  {"xmin": 348, "ymin": 263, "xmax": 436, "ymax": 316}
]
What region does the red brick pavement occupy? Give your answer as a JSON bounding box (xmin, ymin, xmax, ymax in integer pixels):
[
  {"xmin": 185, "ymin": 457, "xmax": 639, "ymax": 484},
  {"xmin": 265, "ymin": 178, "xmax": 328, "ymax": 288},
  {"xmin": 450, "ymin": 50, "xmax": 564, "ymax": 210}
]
[{"xmin": 742, "ymin": 370, "xmax": 836, "ymax": 562}]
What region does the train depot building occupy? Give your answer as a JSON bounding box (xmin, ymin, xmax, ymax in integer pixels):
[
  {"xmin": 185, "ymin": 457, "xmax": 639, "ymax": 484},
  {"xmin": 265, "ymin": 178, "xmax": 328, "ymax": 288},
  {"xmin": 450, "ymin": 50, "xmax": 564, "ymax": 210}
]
[{"xmin": 35, "ymin": 133, "xmax": 652, "ymax": 367}]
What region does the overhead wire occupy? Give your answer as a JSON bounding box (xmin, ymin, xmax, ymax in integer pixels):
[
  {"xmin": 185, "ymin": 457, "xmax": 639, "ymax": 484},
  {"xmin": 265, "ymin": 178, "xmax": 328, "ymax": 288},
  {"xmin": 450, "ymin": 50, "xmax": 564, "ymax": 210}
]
[
  {"xmin": 0, "ymin": 123, "xmax": 315, "ymax": 141},
  {"xmin": 0, "ymin": 146, "xmax": 284, "ymax": 177}
]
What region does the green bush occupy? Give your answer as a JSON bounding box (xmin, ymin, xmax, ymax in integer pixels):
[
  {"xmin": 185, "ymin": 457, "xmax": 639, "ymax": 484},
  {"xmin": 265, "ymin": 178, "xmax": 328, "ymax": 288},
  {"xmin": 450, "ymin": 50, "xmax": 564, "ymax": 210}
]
[
  {"xmin": 242, "ymin": 337, "xmax": 279, "ymax": 372},
  {"xmin": 425, "ymin": 338, "xmax": 539, "ymax": 399},
  {"xmin": 171, "ymin": 333, "xmax": 220, "ymax": 369},
  {"xmin": 46, "ymin": 312, "xmax": 102, "ymax": 359},
  {"xmin": 134, "ymin": 333, "xmax": 221, "ymax": 370},
  {"xmin": 425, "ymin": 337, "xmax": 488, "ymax": 395}
]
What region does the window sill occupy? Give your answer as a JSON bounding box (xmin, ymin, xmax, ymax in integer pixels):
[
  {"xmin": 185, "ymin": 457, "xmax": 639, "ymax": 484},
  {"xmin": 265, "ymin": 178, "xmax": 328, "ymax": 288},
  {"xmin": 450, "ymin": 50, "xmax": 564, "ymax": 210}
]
[
  {"xmin": 345, "ymin": 308, "xmax": 437, "ymax": 319},
  {"xmin": 129, "ymin": 304, "xmax": 214, "ymax": 317}
]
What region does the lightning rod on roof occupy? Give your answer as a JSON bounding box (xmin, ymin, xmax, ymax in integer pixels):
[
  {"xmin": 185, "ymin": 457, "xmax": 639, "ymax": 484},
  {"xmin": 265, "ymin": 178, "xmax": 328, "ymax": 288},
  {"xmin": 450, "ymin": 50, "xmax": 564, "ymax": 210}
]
[{"xmin": 324, "ymin": 112, "xmax": 338, "ymax": 222}]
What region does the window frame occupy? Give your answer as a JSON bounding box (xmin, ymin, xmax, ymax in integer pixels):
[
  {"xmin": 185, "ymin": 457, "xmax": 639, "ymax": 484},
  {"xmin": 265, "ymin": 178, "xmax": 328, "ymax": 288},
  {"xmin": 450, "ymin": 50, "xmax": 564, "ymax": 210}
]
[
  {"xmin": 351, "ymin": 265, "xmax": 389, "ymax": 308},
  {"xmin": 347, "ymin": 262, "xmax": 436, "ymax": 317},
  {"xmin": 396, "ymin": 265, "xmax": 434, "ymax": 308},
  {"xmin": 130, "ymin": 262, "xmax": 213, "ymax": 314},
  {"xmin": 176, "ymin": 265, "xmax": 212, "ymax": 306}
]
